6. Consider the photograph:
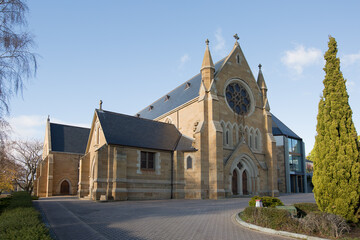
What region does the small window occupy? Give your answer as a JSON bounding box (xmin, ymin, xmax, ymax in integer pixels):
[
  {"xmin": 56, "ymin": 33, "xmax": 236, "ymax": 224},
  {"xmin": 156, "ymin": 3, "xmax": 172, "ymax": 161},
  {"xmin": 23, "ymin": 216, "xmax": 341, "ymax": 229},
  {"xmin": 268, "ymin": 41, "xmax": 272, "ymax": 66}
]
[
  {"xmin": 164, "ymin": 95, "xmax": 170, "ymax": 101},
  {"xmin": 141, "ymin": 151, "xmax": 155, "ymax": 170},
  {"xmin": 97, "ymin": 126, "xmax": 100, "ymax": 144},
  {"xmin": 226, "ymin": 130, "xmax": 229, "ymax": 145},
  {"xmin": 148, "ymin": 105, "xmax": 154, "ymax": 111},
  {"xmin": 236, "ymin": 55, "xmax": 240, "ymax": 64},
  {"xmin": 249, "ymin": 134, "xmax": 253, "ymax": 148},
  {"xmin": 255, "ymin": 135, "xmax": 258, "ymax": 149},
  {"xmin": 185, "ymin": 82, "xmax": 191, "ymax": 89},
  {"xmin": 187, "ymin": 156, "xmax": 192, "ymax": 169}
]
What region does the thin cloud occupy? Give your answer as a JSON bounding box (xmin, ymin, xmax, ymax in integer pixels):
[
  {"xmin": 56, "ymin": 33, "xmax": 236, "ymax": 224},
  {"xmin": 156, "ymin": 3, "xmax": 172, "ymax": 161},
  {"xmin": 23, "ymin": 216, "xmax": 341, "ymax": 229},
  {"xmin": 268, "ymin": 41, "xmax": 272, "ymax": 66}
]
[
  {"xmin": 178, "ymin": 53, "xmax": 190, "ymax": 69},
  {"xmin": 7, "ymin": 115, "xmax": 89, "ymax": 141},
  {"xmin": 281, "ymin": 45, "xmax": 322, "ymax": 74},
  {"xmin": 214, "ymin": 28, "xmax": 226, "ymax": 57},
  {"xmin": 7, "ymin": 115, "xmax": 46, "ymax": 140},
  {"xmin": 342, "ymin": 51, "xmax": 360, "ymax": 66}
]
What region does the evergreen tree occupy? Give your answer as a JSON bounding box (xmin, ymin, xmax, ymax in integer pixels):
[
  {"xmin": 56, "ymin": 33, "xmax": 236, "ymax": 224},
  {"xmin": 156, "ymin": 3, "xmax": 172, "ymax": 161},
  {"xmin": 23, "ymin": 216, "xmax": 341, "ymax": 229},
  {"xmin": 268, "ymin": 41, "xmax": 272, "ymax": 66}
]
[{"xmin": 313, "ymin": 36, "xmax": 360, "ymax": 222}]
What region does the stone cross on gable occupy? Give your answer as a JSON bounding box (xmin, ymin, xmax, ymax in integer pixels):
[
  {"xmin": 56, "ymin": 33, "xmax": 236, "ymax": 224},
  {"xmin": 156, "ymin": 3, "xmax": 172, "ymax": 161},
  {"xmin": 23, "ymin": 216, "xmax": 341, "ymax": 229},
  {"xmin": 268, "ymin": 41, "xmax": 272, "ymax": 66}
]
[{"xmin": 233, "ymin": 34, "xmax": 239, "ymax": 41}]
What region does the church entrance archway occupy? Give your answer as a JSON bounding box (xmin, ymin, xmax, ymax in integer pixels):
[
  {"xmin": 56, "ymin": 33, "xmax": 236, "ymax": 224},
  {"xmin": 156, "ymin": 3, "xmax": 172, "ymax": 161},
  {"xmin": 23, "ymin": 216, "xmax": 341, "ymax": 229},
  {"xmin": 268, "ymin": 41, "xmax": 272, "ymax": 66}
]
[
  {"xmin": 229, "ymin": 153, "xmax": 259, "ymax": 196},
  {"xmin": 242, "ymin": 170, "xmax": 248, "ymax": 195},
  {"xmin": 60, "ymin": 180, "xmax": 70, "ymax": 195},
  {"xmin": 232, "ymin": 170, "xmax": 238, "ymax": 195}
]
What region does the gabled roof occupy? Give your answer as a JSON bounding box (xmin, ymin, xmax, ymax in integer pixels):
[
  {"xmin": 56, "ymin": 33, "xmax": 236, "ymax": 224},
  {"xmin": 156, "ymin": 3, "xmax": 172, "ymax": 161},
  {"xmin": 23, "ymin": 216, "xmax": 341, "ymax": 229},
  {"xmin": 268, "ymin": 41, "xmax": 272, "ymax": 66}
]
[
  {"xmin": 96, "ymin": 109, "xmax": 190, "ymax": 151},
  {"xmin": 136, "ymin": 59, "xmax": 225, "ymax": 120},
  {"xmin": 271, "ymin": 114, "xmax": 301, "ymax": 140},
  {"xmin": 50, "ymin": 123, "xmax": 90, "ymax": 154}
]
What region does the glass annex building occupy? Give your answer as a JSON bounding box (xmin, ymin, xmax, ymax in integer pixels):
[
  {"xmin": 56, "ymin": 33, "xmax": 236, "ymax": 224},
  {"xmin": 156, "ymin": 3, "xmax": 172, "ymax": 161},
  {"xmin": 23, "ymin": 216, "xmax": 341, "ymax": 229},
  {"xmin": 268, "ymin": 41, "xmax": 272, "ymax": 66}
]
[{"xmin": 272, "ymin": 115, "xmax": 308, "ymax": 193}]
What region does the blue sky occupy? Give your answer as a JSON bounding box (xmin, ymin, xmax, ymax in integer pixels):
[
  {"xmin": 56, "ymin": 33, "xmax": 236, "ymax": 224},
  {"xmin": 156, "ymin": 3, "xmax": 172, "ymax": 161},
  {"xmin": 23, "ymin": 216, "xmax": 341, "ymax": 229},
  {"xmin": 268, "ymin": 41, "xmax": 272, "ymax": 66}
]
[{"xmin": 7, "ymin": 0, "xmax": 360, "ymax": 155}]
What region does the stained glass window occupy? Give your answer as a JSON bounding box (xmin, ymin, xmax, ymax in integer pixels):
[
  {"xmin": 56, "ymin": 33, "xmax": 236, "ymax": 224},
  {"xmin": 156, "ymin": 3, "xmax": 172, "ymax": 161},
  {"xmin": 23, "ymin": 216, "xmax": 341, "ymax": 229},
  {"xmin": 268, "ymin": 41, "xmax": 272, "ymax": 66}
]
[{"xmin": 225, "ymin": 82, "xmax": 251, "ymax": 115}]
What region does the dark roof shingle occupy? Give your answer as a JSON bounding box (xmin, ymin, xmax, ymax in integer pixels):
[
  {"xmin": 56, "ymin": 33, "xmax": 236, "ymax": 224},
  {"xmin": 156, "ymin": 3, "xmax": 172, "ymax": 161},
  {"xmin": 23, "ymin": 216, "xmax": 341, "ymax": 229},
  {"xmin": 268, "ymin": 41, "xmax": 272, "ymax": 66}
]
[
  {"xmin": 50, "ymin": 123, "xmax": 90, "ymax": 154},
  {"xmin": 97, "ymin": 109, "xmax": 182, "ymax": 151},
  {"xmin": 137, "ymin": 59, "xmax": 225, "ymax": 120},
  {"xmin": 271, "ymin": 114, "xmax": 301, "ymax": 140}
]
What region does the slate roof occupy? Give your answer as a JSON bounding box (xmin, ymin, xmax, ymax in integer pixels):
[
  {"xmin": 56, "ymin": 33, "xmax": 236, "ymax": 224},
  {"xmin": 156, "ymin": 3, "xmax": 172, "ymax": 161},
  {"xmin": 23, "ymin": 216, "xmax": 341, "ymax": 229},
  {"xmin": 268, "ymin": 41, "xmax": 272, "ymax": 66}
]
[
  {"xmin": 96, "ymin": 109, "xmax": 190, "ymax": 151},
  {"xmin": 50, "ymin": 123, "xmax": 90, "ymax": 154},
  {"xmin": 137, "ymin": 58, "xmax": 226, "ymax": 120},
  {"xmin": 272, "ymin": 114, "xmax": 302, "ymax": 140}
]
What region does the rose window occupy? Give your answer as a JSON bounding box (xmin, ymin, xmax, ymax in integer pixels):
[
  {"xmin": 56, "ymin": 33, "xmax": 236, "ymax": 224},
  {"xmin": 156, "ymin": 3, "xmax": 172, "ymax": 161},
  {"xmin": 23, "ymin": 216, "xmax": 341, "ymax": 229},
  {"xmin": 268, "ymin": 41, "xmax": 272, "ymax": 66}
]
[{"xmin": 225, "ymin": 82, "xmax": 251, "ymax": 115}]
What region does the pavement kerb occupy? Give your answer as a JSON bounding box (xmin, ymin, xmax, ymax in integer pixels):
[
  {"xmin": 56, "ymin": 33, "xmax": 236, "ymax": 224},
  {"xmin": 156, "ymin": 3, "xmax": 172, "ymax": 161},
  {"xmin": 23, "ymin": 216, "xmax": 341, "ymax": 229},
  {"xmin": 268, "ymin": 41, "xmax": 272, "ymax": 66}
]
[{"xmin": 234, "ymin": 212, "xmax": 329, "ymax": 240}]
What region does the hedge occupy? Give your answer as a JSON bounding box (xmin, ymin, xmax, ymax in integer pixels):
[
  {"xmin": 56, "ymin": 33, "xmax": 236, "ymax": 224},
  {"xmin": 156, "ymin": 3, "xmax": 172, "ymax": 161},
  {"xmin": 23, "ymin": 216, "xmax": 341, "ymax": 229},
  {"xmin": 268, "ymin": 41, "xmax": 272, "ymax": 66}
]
[{"xmin": 0, "ymin": 192, "xmax": 52, "ymax": 240}]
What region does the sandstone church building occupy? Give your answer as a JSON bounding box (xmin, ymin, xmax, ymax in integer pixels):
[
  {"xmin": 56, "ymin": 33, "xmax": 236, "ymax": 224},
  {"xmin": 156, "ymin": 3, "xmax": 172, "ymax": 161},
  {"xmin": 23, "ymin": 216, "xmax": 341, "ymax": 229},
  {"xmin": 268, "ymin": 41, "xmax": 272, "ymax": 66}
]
[{"xmin": 35, "ymin": 36, "xmax": 308, "ymax": 200}]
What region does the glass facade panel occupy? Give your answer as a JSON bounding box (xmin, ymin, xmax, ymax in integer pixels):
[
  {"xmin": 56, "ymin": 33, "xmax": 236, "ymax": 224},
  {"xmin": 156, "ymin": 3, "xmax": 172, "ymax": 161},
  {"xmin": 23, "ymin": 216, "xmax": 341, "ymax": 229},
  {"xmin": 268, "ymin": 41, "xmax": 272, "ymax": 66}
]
[
  {"xmin": 289, "ymin": 155, "xmax": 302, "ymax": 172},
  {"xmin": 289, "ymin": 139, "xmax": 301, "ymax": 153},
  {"xmin": 288, "ymin": 138, "xmax": 303, "ymax": 173}
]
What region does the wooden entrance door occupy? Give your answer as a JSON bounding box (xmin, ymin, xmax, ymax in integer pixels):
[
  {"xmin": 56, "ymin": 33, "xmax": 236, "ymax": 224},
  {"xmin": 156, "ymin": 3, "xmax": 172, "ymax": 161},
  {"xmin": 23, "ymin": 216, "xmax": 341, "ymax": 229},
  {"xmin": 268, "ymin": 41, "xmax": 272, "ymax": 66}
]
[
  {"xmin": 242, "ymin": 171, "xmax": 248, "ymax": 195},
  {"xmin": 60, "ymin": 180, "xmax": 70, "ymax": 195},
  {"xmin": 232, "ymin": 170, "xmax": 238, "ymax": 195}
]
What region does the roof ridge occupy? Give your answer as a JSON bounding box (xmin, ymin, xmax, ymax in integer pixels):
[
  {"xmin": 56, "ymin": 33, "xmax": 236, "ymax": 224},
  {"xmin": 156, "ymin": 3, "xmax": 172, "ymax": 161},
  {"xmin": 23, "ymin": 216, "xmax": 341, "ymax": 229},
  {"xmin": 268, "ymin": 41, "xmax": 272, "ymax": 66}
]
[
  {"xmin": 271, "ymin": 113, "xmax": 301, "ymax": 140},
  {"xmin": 136, "ymin": 58, "xmax": 226, "ymax": 116},
  {"xmin": 97, "ymin": 109, "xmax": 176, "ymax": 127},
  {"xmin": 50, "ymin": 122, "xmax": 90, "ymax": 130}
]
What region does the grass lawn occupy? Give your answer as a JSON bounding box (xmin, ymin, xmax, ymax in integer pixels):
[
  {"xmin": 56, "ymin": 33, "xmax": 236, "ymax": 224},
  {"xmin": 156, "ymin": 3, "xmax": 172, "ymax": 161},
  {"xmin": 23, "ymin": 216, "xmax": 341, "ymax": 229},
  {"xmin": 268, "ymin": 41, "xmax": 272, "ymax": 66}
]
[{"xmin": 0, "ymin": 191, "xmax": 52, "ymax": 239}]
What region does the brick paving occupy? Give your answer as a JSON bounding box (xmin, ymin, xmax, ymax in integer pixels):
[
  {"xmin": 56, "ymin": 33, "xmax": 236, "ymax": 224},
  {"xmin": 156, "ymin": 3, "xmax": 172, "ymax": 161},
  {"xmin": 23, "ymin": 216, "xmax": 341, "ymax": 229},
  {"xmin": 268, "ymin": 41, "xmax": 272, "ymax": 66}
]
[{"xmin": 34, "ymin": 193, "xmax": 315, "ymax": 240}]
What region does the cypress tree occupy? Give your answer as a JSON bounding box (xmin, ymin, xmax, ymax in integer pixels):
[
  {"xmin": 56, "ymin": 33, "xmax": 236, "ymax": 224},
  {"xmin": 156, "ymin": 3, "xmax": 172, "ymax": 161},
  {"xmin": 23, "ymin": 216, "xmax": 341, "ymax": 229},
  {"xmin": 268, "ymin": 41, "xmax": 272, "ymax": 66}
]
[{"xmin": 313, "ymin": 36, "xmax": 360, "ymax": 222}]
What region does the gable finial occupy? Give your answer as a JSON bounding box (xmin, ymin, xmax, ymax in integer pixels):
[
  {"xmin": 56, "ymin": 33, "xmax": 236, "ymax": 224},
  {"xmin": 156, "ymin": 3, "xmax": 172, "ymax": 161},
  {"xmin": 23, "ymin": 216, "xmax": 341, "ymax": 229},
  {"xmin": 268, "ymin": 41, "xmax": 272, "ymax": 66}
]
[
  {"xmin": 205, "ymin": 39, "xmax": 209, "ymax": 46},
  {"xmin": 47, "ymin": 115, "xmax": 50, "ymax": 122},
  {"xmin": 99, "ymin": 100, "xmax": 103, "ymax": 110},
  {"xmin": 258, "ymin": 64, "xmax": 262, "ymax": 70},
  {"xmin": 233, "ymin": 33, "xmax": 239, "ymax": 41}
]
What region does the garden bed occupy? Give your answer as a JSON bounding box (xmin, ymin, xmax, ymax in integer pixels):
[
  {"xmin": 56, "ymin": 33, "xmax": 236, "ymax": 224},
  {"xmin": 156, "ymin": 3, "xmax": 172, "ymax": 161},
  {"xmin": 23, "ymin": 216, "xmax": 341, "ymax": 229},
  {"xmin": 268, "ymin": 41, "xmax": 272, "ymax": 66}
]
[{"xmin": 240, "ymin": 202, "xmax": 360, "ymax": 239}]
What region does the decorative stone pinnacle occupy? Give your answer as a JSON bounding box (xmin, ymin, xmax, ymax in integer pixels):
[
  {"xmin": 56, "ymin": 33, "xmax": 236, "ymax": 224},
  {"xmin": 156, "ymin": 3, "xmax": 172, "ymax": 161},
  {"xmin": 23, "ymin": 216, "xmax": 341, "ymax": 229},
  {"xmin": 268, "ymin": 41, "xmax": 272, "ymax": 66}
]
[
  {"xmin": 99, "ymin": 100, "xmax": 103, "ymax": 110},
  {"xmin": 233, "ymin": 33, "xmax": 239, "ymax": 41},
  {"xmin": 47, "ymin": 115, "xmax": 50, "ymax": 121},
  {"xmin": 258, "ymin": 64, "xmax": 262, "ymax": 70},
  {"xmin": 205, "ymin": 39, "xmax": 209, "ymax": 46}
]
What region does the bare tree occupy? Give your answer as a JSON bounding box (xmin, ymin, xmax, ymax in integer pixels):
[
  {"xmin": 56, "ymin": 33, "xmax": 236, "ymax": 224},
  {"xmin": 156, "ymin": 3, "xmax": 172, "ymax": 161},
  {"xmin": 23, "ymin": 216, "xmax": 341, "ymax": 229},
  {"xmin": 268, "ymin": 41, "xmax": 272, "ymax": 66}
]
[
  {"xmin": 10, "ymin": 139, "xmax": 42, "ymax": 194},
  {"xmin": 0, "ymin": 142, "xmax": 17, "ymax": 194},
  {"xmin": 0, "ymin": 0, "xmax": 37, "ymax": 116}
]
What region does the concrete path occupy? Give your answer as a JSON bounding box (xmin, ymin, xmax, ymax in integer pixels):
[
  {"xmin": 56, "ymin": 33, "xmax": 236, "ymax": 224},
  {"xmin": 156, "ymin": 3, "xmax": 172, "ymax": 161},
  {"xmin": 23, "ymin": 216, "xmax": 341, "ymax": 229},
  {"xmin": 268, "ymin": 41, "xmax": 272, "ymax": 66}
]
[{"xmin": 34, "ymin": 193, "xmax": 315, "ymax": 240}]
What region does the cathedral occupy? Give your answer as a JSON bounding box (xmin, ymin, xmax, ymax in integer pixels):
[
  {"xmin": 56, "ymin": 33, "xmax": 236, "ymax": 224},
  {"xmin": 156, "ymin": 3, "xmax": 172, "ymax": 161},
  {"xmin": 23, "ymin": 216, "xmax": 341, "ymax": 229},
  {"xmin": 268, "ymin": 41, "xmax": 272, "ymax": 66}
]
[{"xmin": 35, "ymin": 36, "xmax": 308, "ymax": 200}]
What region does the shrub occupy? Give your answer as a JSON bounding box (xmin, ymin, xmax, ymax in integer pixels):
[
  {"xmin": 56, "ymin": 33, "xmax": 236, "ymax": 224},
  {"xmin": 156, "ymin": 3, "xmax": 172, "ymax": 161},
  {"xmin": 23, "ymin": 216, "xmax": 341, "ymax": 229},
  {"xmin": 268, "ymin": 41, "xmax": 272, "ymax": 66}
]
[
  {"xmin": 0, "ymin": 191, "xmax": 51, "ymax": 240},
  {"xmin": 248, "ymin": 196, "xmax": 284, "ymax": 208},
  {"xmin": 0, "ymin": 196, "xmax": 11, "ymax": 214},
  {"xmin": 294, "ymin": 203, "xmax": 319, "ymax": 217},
  {"xmin": 299, "ymin": 212, "xmax": 350, "ymax": 238},
  {"xmin": 241, "ymin": 206, "xmax": 298, "ymax": 231}
]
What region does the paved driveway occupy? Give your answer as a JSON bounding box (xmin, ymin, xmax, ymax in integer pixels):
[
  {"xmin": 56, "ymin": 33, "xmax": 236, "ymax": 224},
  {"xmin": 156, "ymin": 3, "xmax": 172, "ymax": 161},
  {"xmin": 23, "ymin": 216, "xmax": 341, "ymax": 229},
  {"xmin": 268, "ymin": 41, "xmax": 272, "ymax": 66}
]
[{"xmin": 35, "ymin": 193, "xmax": 315, "ymax": 240}]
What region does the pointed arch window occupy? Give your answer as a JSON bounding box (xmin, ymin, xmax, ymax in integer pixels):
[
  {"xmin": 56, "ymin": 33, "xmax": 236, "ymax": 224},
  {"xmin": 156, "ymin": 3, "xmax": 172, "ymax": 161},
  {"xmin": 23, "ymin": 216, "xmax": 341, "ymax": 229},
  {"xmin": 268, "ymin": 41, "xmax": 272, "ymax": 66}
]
[
  {"xmin": 236, "ymin": 54, "xmax": 240, "ymax": 64},
  {"xmin": 221, "ymin": 122, "xmax": 226, "ymax": 146},
  {"xmin": 249, "ymin": 129, "xmax": 254, "ymax": 149},
  {"xmin": 186, "ymin": 156, "xmax": 192, "ymax": 169},
  {"xmin": 226, "ymin": 130, "xmax": 229, "ymax": 145},
  {"xmin": 255, "ymin": 130, "xmax": 261, "ymax": 150},
  {"xmin": 255, "ymin": 134, "xmax": 258, "ymax": 149}
]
